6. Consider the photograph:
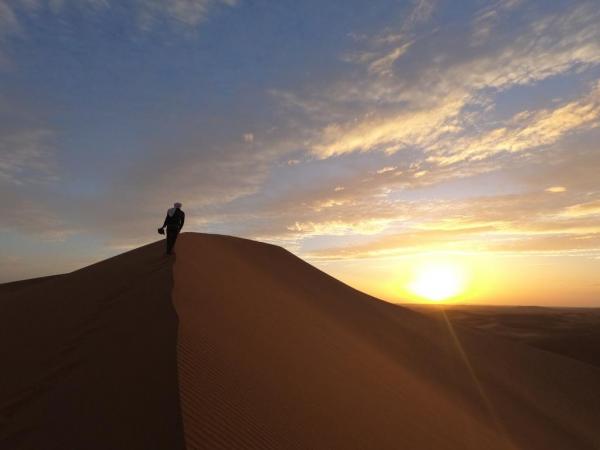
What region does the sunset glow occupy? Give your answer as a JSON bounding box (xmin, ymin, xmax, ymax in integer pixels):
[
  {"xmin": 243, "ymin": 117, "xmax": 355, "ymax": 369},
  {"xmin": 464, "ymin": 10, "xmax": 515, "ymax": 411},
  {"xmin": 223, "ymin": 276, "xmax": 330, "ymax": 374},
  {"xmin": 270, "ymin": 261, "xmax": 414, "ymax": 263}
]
[{"xmin": 1, "ymin": 1, "xmax": 599, "ymax": 306}]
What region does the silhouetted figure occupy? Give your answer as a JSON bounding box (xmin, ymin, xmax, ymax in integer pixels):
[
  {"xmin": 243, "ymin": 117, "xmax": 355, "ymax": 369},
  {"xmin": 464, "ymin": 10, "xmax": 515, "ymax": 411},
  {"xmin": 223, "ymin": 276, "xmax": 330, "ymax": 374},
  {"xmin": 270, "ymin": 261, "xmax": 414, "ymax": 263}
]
[{"xmin": 159, "ymin": 202, "xmax": 185, "ymax": 255}]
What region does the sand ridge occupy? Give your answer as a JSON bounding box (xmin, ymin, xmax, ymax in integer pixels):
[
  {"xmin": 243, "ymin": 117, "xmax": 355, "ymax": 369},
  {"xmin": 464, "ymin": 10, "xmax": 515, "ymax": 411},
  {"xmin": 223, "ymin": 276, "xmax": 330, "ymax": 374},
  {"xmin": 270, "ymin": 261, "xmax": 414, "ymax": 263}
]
[{"xmin": 2, "ymin": 232, "xmax": 600, "ymax": 449}]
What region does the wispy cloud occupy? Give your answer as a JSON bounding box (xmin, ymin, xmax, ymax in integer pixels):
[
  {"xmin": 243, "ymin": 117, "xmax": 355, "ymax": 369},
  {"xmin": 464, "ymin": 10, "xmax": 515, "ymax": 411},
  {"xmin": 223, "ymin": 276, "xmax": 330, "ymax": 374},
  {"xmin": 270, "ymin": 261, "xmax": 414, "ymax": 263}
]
[
  {"xmin": 0, "ymin": 0, "xmax": 22, "ymax": 66},
  {"xmin": 296, "ymin": 2, "xmax": 600, "ymax": 164},
  {"xmin": 0, "ymin": 1, "xmax": 20, "ymax": 34},
  {"xmin": 545, "ymin": 186, "xmax": 567, "ymax": 193},
  {"xmin": 345, "ymin": 0, "xmax": 437, "ymax": 78},
  {"xmin": 560, "ymin": 200, "xmax": 600, "ymax": 219},
  {"xmin": 310, "ymin": 94, "xmax": 465, "ymax": 157},
  {"xmin": 2, "ymin": 0, "xmax": 599, "ymax": 300},
  {"xmin": 470, "ymin": 0, "xmax": 522, "ymax": 46},
  {"xmin": 368, "ymin": 41, "xmax": 413, "ymax": 77},
  {"xmin": 0, "ymin": 0, "xmax": 236, "ymax": 69},
  {"xmin": 0, "ymin": 128, "xmax": 57, "ymax": 185},
  {"xmin": 287, "ymin": 219, "xmax": 391, "ymax": 237},
  {"xmin": 2, "ymin": 0, "xmax": 236, "ymax": 35},
  {"xmin": 135, "ymin": 0, "xmax": 237, "ymax": 30},
  {"xmin": 405, "ymin": 0, "xmax": 436, "ymax": 27},
  {"xmin": 429, "ymin": 81, "xmax": 600, "ymax": 165},
  {"xmin": 302, "ymin": 191, "xmax": 600, "ymax": 261}
]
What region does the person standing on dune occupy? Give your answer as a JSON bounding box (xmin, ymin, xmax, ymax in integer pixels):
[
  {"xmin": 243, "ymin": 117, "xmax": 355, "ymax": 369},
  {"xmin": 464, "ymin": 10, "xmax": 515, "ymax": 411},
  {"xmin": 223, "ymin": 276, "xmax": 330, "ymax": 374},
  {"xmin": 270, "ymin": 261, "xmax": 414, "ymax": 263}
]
[{"xmin": 159, "ymin": 202, "xmax": 185, "ymax": 255}]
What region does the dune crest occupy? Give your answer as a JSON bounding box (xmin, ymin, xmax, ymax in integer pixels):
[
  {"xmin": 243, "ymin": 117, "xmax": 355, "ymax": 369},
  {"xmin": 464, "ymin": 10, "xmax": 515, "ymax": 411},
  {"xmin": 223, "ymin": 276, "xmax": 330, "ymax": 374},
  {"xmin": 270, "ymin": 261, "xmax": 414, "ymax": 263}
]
[{"xmin": 2, "ymin": 232, "xmax": 600, "ymax": 449}]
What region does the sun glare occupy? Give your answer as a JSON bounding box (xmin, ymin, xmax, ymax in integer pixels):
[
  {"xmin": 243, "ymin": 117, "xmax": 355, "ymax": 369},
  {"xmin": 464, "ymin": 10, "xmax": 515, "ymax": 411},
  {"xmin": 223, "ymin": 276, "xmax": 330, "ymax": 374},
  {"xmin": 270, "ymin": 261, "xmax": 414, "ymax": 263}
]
[{"xmin": 409, "ymin": 262, "xmax": 466, "ymax": 302}]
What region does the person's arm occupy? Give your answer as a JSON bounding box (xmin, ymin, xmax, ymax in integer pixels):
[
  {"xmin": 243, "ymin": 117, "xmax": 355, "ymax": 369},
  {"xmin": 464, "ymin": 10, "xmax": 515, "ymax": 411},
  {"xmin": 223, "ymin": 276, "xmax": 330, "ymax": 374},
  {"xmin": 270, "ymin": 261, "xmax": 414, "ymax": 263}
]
[
  {"xmin": 161, "ymin": 214, "xmax": 169, "ymax": 229},
  {"xmin": 179, "ymin": 211, "xmax": 185, "ymax": 230}
]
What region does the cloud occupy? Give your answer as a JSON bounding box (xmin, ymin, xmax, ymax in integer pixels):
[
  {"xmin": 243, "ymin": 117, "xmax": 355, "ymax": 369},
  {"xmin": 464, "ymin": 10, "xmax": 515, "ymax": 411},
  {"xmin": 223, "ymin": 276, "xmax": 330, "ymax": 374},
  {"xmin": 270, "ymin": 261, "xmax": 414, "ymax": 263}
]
[
  {"xmin": 342, "ymin": 0, "xmax": 436, "ymax": 78},
  {"xmin": 560, "ymin": 200, "xmax": 600, "ymax": 218},
  {"xmin": 0, "ymin": 1, "xmax": 20, "ymax": 35},
  {"xmin": 0, "ymin": 0, "xmax": 237, "ymax": 71},
  {"xmin": 3, "ymin": 0, "xmax": 600, "ymax": 284},
  {"xmin": 486, "ymin": 233, "xmax": 600, "ymax": 254},
  {"xmin": 261, "ymin": 2, "xmax": 599, "ymax": 256},
  {"xmin": 376, "ymin": 166, "xmax": 396, "ymax": 174},
  {"xmin": 0, "ymin": 114, "xmax": 287, "ymax": 246},
  {"xmin": 135, "ymin": 0, "xmax": 236, "ymax": 30},
  {"xmin": 2, "ymin": 0, "xmax": 236, "ymax": 36},
  {"xmin": 546, "ymin": 186, "xmax": 567, "ymax": 193},
  {"xmin": 0, "ymin": 128, "xmax": 57, "ymax": 185},
  {"xmin": 287, "ymin": 219, "xmax": 391, "ymax": 237},
  {"xmin": 429, "ymin": 81, "xmax": 600, "ymax": 165},
  {"xmin": 237, "ymin": 129, "xmax": 600, "ymax": 258},
  {"xmin": 311, "ymin": 93, "xmax": 466, "ymax": 158},
  {"xmin": 470, "ymin": 0, "xmax": 522, "ymax": 46},
  {"xmin": 0, "ymin": 0, "xmax": 23, "ymax": 66},
  {"xmin": 189, "ymin": 112, "xmax": 600, "ymax": 260},
  {"xmin": 368, "ymin": 41, "xmax": 413, "ymax": 76},
  {"xmin": 297, "ymin": 2, "xmax": 600, "ymax": 164},
  {"xmin": 0, "ymin": 186, "xmax": 80, "ymax": 239},
  {"xmin": 448, "ymin": 4, "xmax": 600, "ymax": 91},
  {"xmin": 302, "ymin": 190, "xmax": 600, "ymax": 261},
  {"xmin": 47, "ymin": 0, "xmax": 109, "ymax": 12},
  {"xmin": 49, "ymin": 0, "xmax": 237, "ymax": 27},
  {"xmin": 305, "ymin": 225, "xmax": 497, "ymax": 260},
  {"xmin": 405, "ymin": 0, "xmax": 436, "ymax": 27}
]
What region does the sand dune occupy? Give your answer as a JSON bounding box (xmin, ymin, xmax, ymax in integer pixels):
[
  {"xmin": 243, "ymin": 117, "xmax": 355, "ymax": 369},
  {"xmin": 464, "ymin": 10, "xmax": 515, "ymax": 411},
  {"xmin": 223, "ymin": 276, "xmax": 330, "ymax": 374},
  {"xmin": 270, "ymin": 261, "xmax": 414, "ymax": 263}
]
[
  {"xmin": 0, "ymin": 243, "xmax": 184, "ymax": 450},
  {"xmin": 2, "ymin": 232, "xmax": 600, "ymax": 449},
  {"xmin": 173, "ymin": 233, "xmax": 600, "ymax": 450}
]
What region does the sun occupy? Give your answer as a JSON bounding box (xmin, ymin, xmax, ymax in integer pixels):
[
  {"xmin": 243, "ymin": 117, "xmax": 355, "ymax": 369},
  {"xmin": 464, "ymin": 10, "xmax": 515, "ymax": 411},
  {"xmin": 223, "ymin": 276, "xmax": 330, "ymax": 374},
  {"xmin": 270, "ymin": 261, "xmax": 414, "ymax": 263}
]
[{"xmin": 409, "ymin": 262, "xmax": 466, "ymax": 302}]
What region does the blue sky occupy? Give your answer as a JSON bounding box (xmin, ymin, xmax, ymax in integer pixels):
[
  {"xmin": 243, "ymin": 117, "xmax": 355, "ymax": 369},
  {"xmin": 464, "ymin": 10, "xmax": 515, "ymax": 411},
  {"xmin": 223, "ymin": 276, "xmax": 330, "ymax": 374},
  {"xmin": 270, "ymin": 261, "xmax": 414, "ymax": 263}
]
[{"xmin": 1, "ymin": 0, "xmax": 599, "ymax": 305}]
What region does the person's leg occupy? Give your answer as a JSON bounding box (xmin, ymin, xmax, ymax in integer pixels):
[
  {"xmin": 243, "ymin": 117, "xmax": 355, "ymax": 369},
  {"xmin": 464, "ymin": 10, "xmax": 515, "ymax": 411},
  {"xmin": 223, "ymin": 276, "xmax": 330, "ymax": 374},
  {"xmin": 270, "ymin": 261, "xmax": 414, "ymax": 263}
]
[{"xmin": 166, "ymin": 229, "xmax": 175, "ymax": 254}]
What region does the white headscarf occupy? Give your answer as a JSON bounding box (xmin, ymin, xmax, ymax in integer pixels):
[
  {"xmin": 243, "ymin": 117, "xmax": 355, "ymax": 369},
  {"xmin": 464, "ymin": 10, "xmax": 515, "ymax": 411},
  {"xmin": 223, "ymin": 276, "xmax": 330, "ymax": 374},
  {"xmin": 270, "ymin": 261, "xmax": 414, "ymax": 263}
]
[{"xmin": 168, "ymin": 202, "xmax": 182, "ymax": 217}]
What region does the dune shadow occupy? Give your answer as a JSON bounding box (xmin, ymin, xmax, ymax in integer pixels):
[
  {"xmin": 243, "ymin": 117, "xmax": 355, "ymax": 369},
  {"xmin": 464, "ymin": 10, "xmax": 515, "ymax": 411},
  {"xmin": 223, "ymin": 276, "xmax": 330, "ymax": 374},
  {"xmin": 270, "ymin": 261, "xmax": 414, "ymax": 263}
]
[{"xmin": 0, "ymin": 241, "xmax": 185, "ymax": 450}]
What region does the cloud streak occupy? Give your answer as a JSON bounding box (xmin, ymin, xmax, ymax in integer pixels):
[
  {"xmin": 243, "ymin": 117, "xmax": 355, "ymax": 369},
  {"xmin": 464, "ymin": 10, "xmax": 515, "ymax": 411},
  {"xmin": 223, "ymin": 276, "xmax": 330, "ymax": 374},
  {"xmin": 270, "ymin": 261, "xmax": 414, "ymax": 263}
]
[
  {"xmin": 1, "ymin": 0, "xmax": 599, "ymax": 303},
  {"xmin": 135, "ymin": 0, "xmax": 237, "ymax": 30},
  {"xmin": 0, "ymin": 128, "xmax": 57, "ymax": 185},
  {"xmin": 301, "ymin": 2, "xmax": 600, "ymax": 165},
  {"xmin": 429, "ymin": 81, "xmax": 600, "ymax": 165}
]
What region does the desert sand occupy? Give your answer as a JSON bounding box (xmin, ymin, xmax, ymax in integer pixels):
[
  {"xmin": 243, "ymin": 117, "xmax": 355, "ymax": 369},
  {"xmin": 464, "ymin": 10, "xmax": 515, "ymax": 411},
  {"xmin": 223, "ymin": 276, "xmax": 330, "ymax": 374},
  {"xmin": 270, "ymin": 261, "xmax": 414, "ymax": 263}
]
[
  {"xmin": 0, "ymin": 243, "xmax": 184, "ymax": 449},
  {"xmin": 2, "ymin": 232, "xmax": 600, "ymax": 449},
  {"xmin": 408, "ymin": 304, "xmax": 600, "ymax": 369}
]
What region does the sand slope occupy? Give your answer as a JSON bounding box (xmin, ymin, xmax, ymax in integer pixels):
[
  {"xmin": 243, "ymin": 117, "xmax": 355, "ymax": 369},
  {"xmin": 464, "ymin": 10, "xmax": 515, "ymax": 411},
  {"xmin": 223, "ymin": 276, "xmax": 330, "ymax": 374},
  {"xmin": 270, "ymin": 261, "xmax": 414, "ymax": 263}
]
[
  {"xmin": 174, "ymin": 233, "xmax": 600, "ymax": 450},
  {"xmin": 0, "ymin": 242, "xmax": 184, "ymax": 450},
  {"xmin": 2, "ymin": 232, "xmax": 600, "ymax": 450}
]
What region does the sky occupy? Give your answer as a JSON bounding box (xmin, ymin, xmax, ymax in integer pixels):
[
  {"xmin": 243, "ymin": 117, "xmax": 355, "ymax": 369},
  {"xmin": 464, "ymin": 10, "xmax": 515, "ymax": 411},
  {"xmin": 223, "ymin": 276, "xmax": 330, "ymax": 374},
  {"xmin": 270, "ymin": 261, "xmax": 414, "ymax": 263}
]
[{"xmin": 1, "ymin": 0, "xmax": 599, "ymax": 306}]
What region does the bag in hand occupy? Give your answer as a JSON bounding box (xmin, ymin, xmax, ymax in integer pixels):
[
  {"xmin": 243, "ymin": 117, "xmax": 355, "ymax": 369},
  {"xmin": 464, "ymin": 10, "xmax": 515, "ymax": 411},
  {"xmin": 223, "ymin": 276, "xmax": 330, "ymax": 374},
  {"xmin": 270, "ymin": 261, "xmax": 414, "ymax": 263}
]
[{"xmin": 158, "ymin": 228, "xmax": 165, "ymax": 235}]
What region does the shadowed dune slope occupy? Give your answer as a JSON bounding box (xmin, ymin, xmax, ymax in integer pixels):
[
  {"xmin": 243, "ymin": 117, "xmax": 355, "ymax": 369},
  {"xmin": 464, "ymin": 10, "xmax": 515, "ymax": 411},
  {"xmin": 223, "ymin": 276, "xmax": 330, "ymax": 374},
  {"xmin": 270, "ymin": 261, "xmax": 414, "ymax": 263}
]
[
  {"xmin": 0, "ymin": 241, "xmax": 185, "ymax": 450},
  {"xmin": 174, "ymin": 233, "xmax": 600, "ymax": 450}
]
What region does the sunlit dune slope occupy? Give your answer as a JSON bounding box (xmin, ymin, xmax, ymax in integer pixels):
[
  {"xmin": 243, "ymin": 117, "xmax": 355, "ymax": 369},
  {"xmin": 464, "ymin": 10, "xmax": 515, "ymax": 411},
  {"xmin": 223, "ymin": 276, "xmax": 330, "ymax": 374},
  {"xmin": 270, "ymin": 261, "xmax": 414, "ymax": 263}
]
[{"xmin": 174, "ymin": 233, "xmax": 600, "ymax": 450}]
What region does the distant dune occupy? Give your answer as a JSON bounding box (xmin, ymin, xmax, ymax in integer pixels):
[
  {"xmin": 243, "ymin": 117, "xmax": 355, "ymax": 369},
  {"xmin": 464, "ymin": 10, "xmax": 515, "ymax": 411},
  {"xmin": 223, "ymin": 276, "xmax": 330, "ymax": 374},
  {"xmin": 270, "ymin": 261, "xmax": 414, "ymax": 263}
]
[
  {"xmin": 408, "ymin": 304, "xmax": 600, "ymax": 369},
  {"xmin": 2, "ymin": 233, "xmax": 600, "ymax": 449}
]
